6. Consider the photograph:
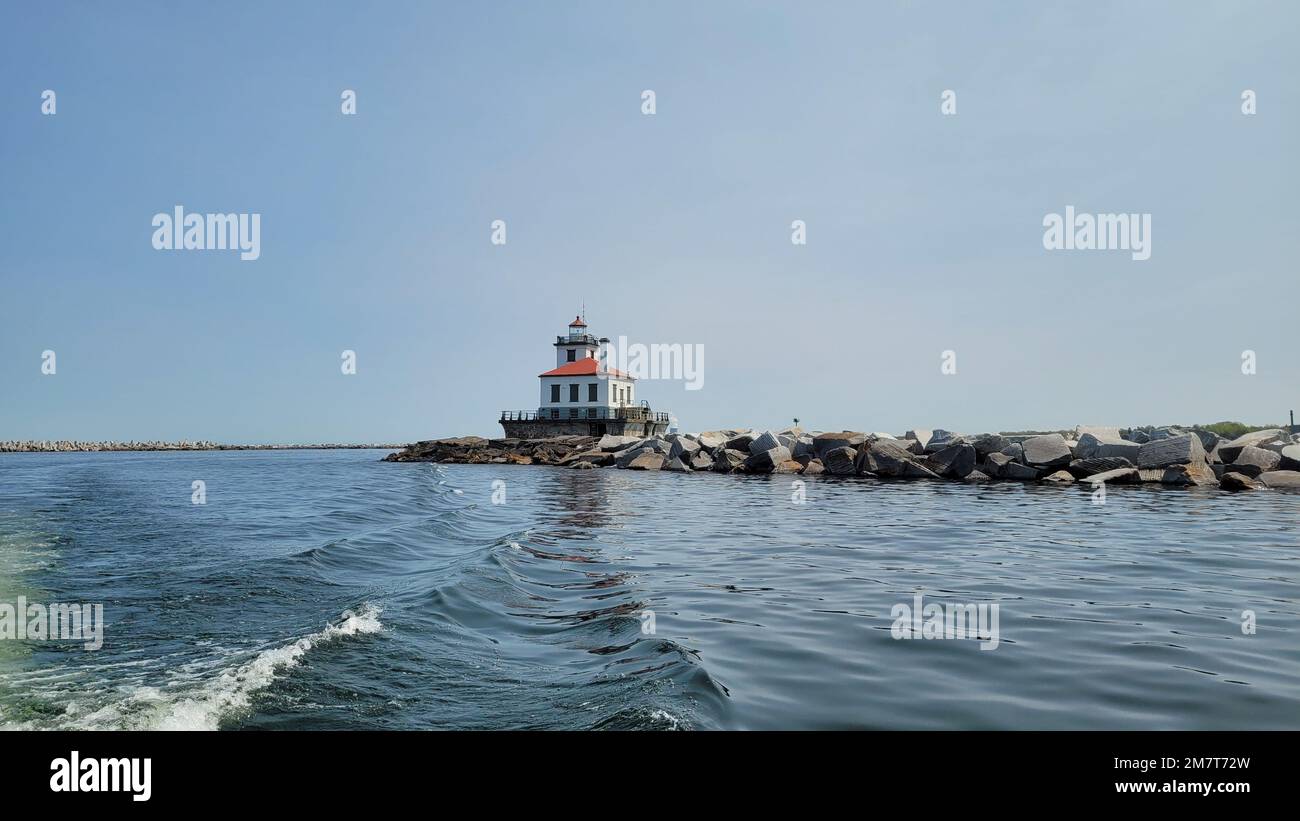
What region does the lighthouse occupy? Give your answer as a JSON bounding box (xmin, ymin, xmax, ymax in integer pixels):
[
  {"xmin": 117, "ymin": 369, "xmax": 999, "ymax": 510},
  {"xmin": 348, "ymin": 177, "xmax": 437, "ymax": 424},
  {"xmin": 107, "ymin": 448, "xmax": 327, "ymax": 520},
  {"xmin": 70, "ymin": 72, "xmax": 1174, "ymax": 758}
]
[{"xmin": 500, "ymin": 315, "xmax": 670, "ymax": 439}]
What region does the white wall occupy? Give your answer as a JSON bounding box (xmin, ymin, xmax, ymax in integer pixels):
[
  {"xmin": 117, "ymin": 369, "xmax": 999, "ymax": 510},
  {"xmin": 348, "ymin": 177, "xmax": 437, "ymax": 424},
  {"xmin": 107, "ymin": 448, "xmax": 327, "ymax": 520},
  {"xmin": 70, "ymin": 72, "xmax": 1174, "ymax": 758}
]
[{"xmin": 538, "ymin": 376, "xmax": 635, "ymax": 412}]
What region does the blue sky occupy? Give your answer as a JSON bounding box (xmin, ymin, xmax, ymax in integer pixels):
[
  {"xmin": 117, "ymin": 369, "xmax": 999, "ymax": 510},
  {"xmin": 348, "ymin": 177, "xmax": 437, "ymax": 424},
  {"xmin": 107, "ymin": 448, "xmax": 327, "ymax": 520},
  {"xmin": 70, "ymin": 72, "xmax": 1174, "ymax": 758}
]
[{"xmin": 2, "ymin": 1, "xmax": 1297, "ymax": 443}]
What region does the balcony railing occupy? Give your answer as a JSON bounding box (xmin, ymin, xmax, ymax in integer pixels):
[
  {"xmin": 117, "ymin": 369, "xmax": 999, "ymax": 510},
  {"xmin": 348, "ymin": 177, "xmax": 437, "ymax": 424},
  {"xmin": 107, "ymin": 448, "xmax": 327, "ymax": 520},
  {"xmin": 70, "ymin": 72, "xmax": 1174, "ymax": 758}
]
[
  {"xmin": 554, "ymin": 334, "xmax": 601, "ymax": 346},
  {"xmin": 501, "ymin": 407, "xmax": 670, "ymax": 423}
]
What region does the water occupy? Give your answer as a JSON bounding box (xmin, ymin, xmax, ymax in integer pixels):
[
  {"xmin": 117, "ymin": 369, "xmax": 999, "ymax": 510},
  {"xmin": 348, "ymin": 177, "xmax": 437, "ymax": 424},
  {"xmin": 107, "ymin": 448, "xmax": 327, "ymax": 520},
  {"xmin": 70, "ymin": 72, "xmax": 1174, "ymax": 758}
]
[{"xmin": 1, "ymin": 448, "xmax": 1297, "ymax": 730}]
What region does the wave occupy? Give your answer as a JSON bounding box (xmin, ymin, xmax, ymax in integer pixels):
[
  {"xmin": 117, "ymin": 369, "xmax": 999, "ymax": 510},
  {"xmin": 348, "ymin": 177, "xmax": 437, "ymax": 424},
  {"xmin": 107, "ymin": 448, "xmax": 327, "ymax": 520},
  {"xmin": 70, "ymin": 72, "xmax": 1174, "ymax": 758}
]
[{"xmin": 4, "ymin": 604, "xmax": 382, "ymax": 731}]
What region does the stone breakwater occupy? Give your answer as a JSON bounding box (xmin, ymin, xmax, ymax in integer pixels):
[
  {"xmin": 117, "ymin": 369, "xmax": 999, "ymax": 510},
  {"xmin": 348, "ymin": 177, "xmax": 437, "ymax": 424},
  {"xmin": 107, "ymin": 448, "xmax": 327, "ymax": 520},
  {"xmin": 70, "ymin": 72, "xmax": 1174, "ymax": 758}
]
[
  {"xmin": 1, "ymin": 440, "xmax": 403, "ymax": 453},
  {"xmin": 383, "ymin": 425, "xmax": 1300, "ymax": 492}
]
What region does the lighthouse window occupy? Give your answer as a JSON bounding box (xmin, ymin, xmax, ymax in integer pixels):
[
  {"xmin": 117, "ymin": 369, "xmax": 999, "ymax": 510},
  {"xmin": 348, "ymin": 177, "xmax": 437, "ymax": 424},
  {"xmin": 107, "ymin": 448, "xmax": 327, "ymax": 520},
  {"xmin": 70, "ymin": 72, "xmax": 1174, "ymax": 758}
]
[
  {"xmin": 550, "ymin": 385, "xmax": 560, "ymax": 403},
  {"xmin": 566, "ymin": 349, "xmax": 576, "ymax": 362},
  {"xmin": 568, "ymin": 384, "xmax": 578, "ymax": 402},
  {"xmin": 588, "ymin": 384, "xmax": 597, "ymax": 402}
]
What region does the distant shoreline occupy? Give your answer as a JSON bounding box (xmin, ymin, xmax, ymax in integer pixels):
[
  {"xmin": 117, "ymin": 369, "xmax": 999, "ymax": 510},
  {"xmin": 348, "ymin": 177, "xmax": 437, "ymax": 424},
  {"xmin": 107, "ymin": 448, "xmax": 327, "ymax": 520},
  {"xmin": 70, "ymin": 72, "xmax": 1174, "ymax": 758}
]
[{"xmin": 0, "ymin": 442, "xmax": 405, "ymax": 453}]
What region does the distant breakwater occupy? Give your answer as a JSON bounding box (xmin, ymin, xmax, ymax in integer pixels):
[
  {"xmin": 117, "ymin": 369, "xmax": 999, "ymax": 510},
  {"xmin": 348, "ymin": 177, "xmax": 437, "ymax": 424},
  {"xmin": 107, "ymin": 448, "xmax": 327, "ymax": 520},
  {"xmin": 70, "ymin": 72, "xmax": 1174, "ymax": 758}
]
[
  {"xmin": 1, "ymin": 440, "xmax": 403, "ymax": 453},
  {"xmin": 383, "ymin": 426, "xmax": 1300, "ymax": 492}
]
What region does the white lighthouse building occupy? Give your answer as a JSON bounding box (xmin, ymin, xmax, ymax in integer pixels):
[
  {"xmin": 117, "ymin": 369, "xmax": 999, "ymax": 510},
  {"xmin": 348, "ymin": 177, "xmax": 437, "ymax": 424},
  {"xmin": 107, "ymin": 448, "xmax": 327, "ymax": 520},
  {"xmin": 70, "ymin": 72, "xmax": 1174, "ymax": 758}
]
[{"xmin": 500, "ymin": 315, "xmax": 669, "ymax": 439}]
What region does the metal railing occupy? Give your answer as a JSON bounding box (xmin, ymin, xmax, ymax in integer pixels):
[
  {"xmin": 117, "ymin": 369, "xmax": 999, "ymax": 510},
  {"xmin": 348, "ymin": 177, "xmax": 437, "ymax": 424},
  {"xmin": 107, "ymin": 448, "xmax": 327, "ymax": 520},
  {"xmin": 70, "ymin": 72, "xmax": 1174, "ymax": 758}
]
[{"xmin": 501, "ymin": 408, "xmax": 670, "ymax": 422}]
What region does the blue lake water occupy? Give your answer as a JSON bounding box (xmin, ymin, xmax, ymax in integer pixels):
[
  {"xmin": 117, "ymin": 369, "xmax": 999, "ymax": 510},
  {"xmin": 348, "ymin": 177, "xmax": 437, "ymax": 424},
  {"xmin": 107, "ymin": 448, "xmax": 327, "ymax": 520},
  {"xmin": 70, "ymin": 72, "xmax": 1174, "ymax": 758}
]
[{"xmin": 1, "ymin": 448, "xmax": 1297, "ymax": 730}]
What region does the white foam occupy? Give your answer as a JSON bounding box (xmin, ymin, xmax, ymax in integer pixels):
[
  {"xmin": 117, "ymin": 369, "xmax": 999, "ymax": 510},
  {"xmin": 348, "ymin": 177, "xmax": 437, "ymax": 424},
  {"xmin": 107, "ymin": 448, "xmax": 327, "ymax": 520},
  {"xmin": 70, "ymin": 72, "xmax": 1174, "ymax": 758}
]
[{"xmin": 18, "ymin": 604, "xmax": 384, "ymax": 732}]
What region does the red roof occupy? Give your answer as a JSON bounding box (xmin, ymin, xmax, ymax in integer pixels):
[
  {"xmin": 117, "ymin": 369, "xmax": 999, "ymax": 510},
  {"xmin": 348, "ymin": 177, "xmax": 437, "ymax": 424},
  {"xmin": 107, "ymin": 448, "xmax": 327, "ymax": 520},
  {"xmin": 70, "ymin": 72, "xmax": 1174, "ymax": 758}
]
[
  {"xmin": 568, "ymin": 315, "xmax": 587, "ymax": 327},
  {"xmin": 539, "ymin": 358, "xmax": 631, "ymax": 379}
]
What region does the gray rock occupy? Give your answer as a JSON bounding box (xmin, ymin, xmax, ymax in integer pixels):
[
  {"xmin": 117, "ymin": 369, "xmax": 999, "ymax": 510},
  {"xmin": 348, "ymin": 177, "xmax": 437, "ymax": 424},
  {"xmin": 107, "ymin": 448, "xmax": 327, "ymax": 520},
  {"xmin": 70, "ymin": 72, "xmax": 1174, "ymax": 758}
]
[
  {"xmin": 981, "ymin": 453, "xmax": 1012, "ymax": 478},
  {"xmin": 1074, "ymin": 433, "xmax": 1141, "ymax": 461},
  {"xmin": 663, "ymin": 457, "xmax": 690, "ymax": 472},
  {"xmin": 724, "ymin": 432, "xmax": 756, "ymax": 452},
  {"xmin": 1000, "ymin": 443, "xmax": 1024, "ymax": 462},
  {"xmin": 924, "ymin": 444, "xmax": 977, "ymax": 478},
  {"xmin": 1130, "ymin": 430, "xmax": 1150, "ymax": 444},
  {"xmin": 1220, "ymin": 472, "xmax": 1260, "ymax": 491},
  {"xmin": 1066, "ymin": 456, "xmax": 1134, "ymax": 478},
  {"xmin": 1081, "ymin": 467, "xmax": 1140, "ymax": 484},
  {"xmin": 963, "ymin": 470, "xmax": 991, "ymax": 482},
  {"xmin": 1041, "ymin": 470, "xmax": 1075, "ymax": 484},
  {"xmin": 1022, "ymin": 434, "xmax": 1073, "ymax": 469},
  {"xmin": 711, "ymin": 449, "xmax": 747, "ymax": 473},
  {"xmin": 999, "ymin": 462, "xmax": 1041, "ymax": 481},
  {"xmin": 615, "ymin": 446, "xmax": 652, "ymax": 468},
  {"xmin": 801, "ymin": 458, "xmax": 825, "ymax": 476},
  {"xmin": 862, "ymin": 439, "xmax": 920, "ymax": 477},
  {"xmin": 821, "ymin": 446, "xmax": 858, "ymax": 476},
  {"xmin": 668, "ymin": 435, "xmax": 701, "ymax": 462},
  {"xmin": 689, "ymin": 451, "xmax": 714, "ymax": 471},
  {"xmin": 923, "ymin": 429, "xmax": 963, "ymax": 453},
  {"xmin": 792, "ymin": 438, "xmax": 816, "ymax": 459},
  {"xmin": 597, "ymin": 434, "xmax": 641, "ymax": 452},
  {"xmin": 626, "ymin": 452, "xmax": 666, "ymax": 471},
  {"xmin": 749, "ymin": 430, "xmax": 781, "ymax": 455},
  {"xmin": 812, "ymin": 431, "xmax": 867, "ymax": 457},
  {"xmin": 569, "ymin": 460, "xmax": 597, "ymax": 469},
  {"xmin": 1279, "ymin": 445, "xmax": 1300, "ymax": 472},
  {"xmin": 1259, "ymin": 470, "xmax": 1300, "ymax": 489},
  {"xmin": 744, "ymin": 445, "xmax": 792, "ymax": 474},
  {"xmin": 1159, "ymin": 462, "xmax": 1217, "ymax": 486},
  {"xmin": 1137, "ymin": 434, "xmax": 1205, "ymax": 469},
  {"xmin": 1233, "ymin": 445, "xmax": 1281, "ymax": 474},
  {"xmin": 1192, "ymin": 429, "xmax": 1222, "ymax": 453},
  {"xmin": 696, "ymin": 431, "xmax": 729, "ymax": 452},
  {"xmin": 970, "ymin": 434, "xmax": 1008, "ymax": 459},
  {"xmin": 1218, "ymin": 429, "xmax": 1285, "ymax": 463}
]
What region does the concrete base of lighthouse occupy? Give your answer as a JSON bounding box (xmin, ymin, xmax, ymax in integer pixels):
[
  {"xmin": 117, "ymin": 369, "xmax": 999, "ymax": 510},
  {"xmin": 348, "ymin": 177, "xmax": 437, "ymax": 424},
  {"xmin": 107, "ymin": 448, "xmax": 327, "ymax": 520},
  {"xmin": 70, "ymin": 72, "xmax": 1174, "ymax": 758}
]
[{"xmin": 499, "ymin": 414, "xmax": 668, "ymax": 440}]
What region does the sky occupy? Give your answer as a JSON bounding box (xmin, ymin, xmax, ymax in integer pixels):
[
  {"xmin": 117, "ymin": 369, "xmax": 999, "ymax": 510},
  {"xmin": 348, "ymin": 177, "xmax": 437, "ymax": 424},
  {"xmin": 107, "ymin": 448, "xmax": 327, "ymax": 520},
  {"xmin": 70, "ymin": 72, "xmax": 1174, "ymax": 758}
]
[{"xmin": 1, "ymin": 1, "xmax": 1297, "ymax": 443}]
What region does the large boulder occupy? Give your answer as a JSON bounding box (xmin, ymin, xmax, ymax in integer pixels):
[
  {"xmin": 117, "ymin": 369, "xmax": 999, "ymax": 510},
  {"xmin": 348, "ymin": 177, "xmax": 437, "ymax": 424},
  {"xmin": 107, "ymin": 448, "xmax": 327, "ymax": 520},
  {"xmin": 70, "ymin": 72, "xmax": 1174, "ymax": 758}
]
[
  {"xmin": 1022, "ymin": 434, "xmax": 1073, "ymax": 469},
  {"xmin": 1137, "ymin": 434, "xmax": 1206, "ymax": 469},
  {"xmin": 999, "ymin": 462, "xmax": 1041, "ymax": 481},
  {"xmin": 813, "ymin": 431, "xmax": 867, "ymax": 457},
  {"xmin": 626, "ymin": 452, "xmax": 666, "ymax": 471},
  {"xmin": 711, "ymin": 449, "xmax": 748, "ymax": 473},
  {"xmin": 1259, "ymin": 470, "xmax": 1300, "ymax": 489},
  {"xmin": 970, "ymin": 433, "xmax": 1008, "ymax": 459},
  {"xmin": 597, "ymin": 434, "xmax": 641, "ymax": 452},
  {"xmin": 1000, "ymin": 442, "xmax": 1025, "ymax": 462},
  {"xmin": 668, "ymin": 435, "xmax": 702, "ymax": 462},
  {"xmin": 663, "ymin": 457, "xmax": 690, "ymax": 472},
  {"xmin": 748, "ymin": 430, "xmax": 781, "ymax": 455},
  {"xmin": 1280, "ymin": 445, "xmax": 1300, "ymax": 472},
  {"xmin": 924, "ymin": 444, "xmax": 977, "ymax": 478},
  {"xmin": 744, "ymin": 445, "xmax": 792, "ymax": 474},
  {"xmin": 1074, "ymin": 425, "xmax": 1123, "ymax": 441},
  {"xmin": 862, "ymin": 439, "xmax": 920, "ymax": 477},
  {"xmin": 923, "ymin": 430, "xmax": 963, "ymax": 453},
  {"xmin": 615, "ymin": 446, "xmax": 652, "ymax": 468},
  {"xmin": 1041, "ymin": 470, "xmax": 1075, "ymax": 484},
  {"xmin": 1074, "ymin": 432, "xmax": 1141, "ymax": 461},
  {"xmin": 821, "ymin": 446, "xmax": 858, "ymax": 476},
  {"xmin": 1218, "ymin": 429, "xmax": 1285, "ymax": 463},
  {"xmin": 689, "ymin": 451, "xmax": 714, "ymax": 471},
  {"xmin": 724, "ymin": 432, "xmax": 756, "ymax": 452},
  {"xmin": 1066, "ymin": 456, "xmax": 1134, "ymax": 479},
  {"xmin": 695, "ymin": 431, "xmax": 729, "ymax": 452},
  {"xmin": 1232, "ymin": 445, "xmax": 1281, "ymax": 475},
  {"xmin": 1220, "ymin": 472, "xmax": 1261, "ymax": 491},
  {"xmin": 801, "ymin": 458, "xmax": 826, "ymax": 476},
  {"xmin": 1192, "ymin": 429, "xmax": 1222, "ymax": 453},
  {"xmin": 1159, "ymin": 462, "xmax": 1217, "ymax": 486},
  {"xmin": 981, "ymin": 453, "xmax": 1012, "ymax": 478}
]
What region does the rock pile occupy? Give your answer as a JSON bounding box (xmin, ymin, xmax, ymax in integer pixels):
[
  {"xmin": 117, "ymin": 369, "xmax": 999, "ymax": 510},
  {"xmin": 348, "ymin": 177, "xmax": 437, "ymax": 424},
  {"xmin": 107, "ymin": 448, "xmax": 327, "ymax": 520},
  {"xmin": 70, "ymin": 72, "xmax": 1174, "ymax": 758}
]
[{"xmin": 383, "ymin": 425, "xmax": 1300, "ymax": 492}]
